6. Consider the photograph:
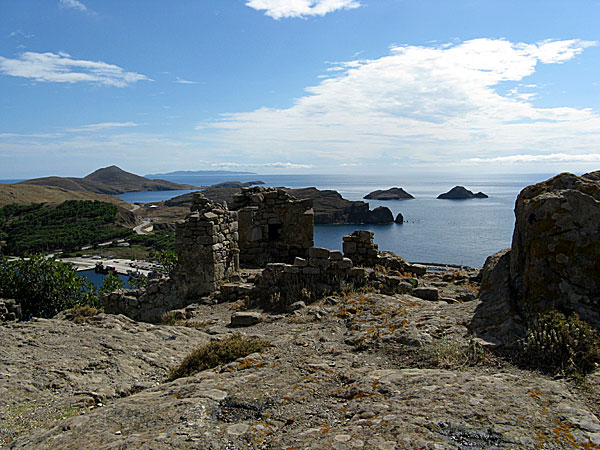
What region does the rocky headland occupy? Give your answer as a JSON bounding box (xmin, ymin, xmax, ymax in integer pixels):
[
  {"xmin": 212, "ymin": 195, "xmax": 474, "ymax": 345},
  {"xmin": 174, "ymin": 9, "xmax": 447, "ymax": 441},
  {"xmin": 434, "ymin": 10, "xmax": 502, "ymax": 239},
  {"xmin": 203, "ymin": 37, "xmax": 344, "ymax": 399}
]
[
  {"xmin": 364, "ymin": 187, "xmax": 414, "ymax": 200},
  {"xmin": 438, "ymin": 186, "xmax": 488, "ymax": 199},
  {"xmin": 156, "ymin": 185, "xmax": 397, "ymax": 225}
]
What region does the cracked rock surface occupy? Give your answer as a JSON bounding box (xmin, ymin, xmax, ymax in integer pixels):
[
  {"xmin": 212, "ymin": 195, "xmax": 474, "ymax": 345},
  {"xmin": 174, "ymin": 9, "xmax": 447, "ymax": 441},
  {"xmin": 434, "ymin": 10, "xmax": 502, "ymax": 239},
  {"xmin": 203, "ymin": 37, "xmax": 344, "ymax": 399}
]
[{"xmin": 2, "ymin": 288, "xmax": 600, "ymax": 449}]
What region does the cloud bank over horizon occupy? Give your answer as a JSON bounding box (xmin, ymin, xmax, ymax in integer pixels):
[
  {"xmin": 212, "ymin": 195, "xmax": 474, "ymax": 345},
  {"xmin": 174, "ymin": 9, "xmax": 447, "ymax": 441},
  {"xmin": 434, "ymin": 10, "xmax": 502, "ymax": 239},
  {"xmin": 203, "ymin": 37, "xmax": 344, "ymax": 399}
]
[{"xmin": 203, "ymin": 38, "xmax": 599, "ymax": 169}]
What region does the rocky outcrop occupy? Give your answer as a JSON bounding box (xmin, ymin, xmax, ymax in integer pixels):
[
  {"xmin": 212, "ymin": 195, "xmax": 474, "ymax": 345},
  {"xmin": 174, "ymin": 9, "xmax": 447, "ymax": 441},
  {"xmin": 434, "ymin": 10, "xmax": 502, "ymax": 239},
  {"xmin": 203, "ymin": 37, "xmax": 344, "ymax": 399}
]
[
  {"xmin": 475, "ymin": 171, "xmax": 600, "ymax": 344},
  {"xmin": 438, "ymin": 186, "xmax": 488, "ymax": 199},
  {"xmin": 160, "ymin": 186, "xmax": 396, "ymax": 225},
  {"xmin": 368, "ymin": 206, "xmax": 394, "ymax": 223},
  {"xmin": 510, "ymin": 171, "xmax": 600, "ymax": 327},
  {"xmin": 471, "ymin": 250, "xmax": 526, "ymax": 346},
  {"xmin": 286, "ymin": 187, "xmax": 395, "ymax": 224},
  {"xmin": 394, "ymin": 212, "xmax": 404, "ymax": 224},
  {"xmin": 5, "ymin": 293, "xmax": 600, "ymax": 449},
  {"xmin": 364, "ymin": 187, "xmax": 414, "ymax": 200}
]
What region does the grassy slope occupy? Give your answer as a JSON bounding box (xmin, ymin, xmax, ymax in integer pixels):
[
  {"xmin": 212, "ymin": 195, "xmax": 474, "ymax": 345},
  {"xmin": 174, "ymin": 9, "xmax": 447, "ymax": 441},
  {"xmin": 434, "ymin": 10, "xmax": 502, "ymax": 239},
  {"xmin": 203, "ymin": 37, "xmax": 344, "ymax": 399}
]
[{"xmin": 0, "ymin": 184, "xmax": 131, "ymax": 209}]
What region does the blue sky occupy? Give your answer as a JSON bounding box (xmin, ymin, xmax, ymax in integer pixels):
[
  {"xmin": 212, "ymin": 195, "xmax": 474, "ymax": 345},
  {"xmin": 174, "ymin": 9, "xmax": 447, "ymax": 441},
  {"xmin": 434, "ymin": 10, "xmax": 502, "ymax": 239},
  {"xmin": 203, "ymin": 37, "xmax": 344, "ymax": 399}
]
[{"xmin": 1, "ymin": 0, "xmax": 599, "ymax": 178}]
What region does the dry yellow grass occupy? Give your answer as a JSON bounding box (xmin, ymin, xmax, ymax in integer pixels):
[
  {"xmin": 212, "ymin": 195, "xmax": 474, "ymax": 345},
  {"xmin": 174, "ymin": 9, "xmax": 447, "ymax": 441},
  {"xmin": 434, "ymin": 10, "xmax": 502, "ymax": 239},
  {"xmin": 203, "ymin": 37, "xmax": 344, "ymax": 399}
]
[{"xmin": 0, "ymin": 184, "xmax": 130, "ymax": 208}]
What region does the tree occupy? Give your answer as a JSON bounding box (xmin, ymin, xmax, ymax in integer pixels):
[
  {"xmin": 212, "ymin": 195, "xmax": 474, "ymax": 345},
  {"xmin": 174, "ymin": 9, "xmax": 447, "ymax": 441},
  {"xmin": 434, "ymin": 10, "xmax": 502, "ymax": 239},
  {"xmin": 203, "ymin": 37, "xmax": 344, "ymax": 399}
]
[{"xmin": 0, "ymin": 255, "xmax": 98, "ymax": 319}]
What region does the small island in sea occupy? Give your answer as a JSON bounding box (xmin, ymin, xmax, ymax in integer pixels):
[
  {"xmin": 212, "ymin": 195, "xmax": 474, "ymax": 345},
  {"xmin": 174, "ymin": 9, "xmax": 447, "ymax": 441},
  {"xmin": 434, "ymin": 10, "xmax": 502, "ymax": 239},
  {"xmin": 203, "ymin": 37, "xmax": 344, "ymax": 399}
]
[
  {"xmin": 437, "ymin": 186, "xmax": 488, "ymax": 199},
  {"xmin": 364, "ymin": 187, "xmax": 414, "ymax": 200}
]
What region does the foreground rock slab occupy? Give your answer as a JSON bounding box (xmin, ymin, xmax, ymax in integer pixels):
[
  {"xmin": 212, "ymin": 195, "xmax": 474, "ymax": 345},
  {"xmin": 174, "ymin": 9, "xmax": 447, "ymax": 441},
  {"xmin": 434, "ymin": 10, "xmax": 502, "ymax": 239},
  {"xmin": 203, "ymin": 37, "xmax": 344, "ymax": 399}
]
[{"xmin": 3, "ymin": 292, "xmax": 600, "ymax": 449}]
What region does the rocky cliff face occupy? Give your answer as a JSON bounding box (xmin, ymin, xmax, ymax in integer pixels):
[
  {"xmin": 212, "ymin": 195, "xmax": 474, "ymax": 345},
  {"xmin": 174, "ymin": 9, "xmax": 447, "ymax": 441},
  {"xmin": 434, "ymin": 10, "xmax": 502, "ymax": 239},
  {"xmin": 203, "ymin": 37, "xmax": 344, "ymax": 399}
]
[
  {"xmin": 510, "ymin": 171, "xmax": 600, "ymax": 327},
  {"xmin": 475, "ymin": 171, "xmax": 600, "ymax": 345}
]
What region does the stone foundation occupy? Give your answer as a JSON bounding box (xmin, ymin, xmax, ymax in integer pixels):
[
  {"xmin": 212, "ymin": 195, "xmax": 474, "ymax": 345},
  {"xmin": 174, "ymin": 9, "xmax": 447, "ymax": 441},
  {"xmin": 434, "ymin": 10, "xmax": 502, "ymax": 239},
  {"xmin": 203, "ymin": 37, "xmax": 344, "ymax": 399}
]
[
  {"xmin": 253, "ymin": 247, "xmax": 367, "ymax": 308},
  {"xmin": 343, "ymin": 230, "xmax": 426, "ymax": 276}
]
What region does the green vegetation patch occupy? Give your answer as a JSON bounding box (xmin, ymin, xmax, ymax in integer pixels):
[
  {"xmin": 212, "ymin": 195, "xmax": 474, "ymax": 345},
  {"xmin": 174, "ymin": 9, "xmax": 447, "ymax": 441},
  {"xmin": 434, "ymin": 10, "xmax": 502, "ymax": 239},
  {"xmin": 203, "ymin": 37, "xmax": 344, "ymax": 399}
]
[
  {"xmin": 129, "ymin": 231, "xmax": 175, "ymax": 253},
  {"xmin": 0, "ymin": 200, "xmax": 132, "ymax": 255},
  {"xmin": 168, "ymin": 334, "xmax": 270, "ymax": 381},
  {"xmin": 520, "ymin": 310, "xmax": 600, "ymax": 377},
  {"xmin": 0, "ymin": 255, "xmax": 124, "ymax": 319}
]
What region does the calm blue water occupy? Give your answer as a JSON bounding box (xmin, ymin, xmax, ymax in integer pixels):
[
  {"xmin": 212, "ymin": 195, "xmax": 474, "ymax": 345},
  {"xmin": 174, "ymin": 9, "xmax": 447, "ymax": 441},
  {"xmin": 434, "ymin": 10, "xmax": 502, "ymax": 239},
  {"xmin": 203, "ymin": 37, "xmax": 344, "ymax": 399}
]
[
  {"xmin": 121, "ymin": 172, "xmax": 553, "ymax": 268},
  {"xmin": 117, "ymin": 189, "xmax": 199, "ymax": 204},
  {"xmin": 78, "ymin": 269, "xmax": 131, "ymax": 289}
]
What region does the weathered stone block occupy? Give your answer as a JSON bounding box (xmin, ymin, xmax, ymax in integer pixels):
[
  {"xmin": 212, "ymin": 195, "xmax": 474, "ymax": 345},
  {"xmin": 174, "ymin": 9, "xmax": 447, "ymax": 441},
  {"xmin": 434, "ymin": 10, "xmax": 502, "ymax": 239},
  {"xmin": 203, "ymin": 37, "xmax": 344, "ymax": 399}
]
[
  {"xmin": 303, "ymin": 266, "xmax": 320, "ymax": 275},
  {"xmin": 413, "ymin": 287, "xmax": 439, "ymax": 301},
  {"xmin": 343, "ymin": 241, "xmax": 357, "ymax": 254}
]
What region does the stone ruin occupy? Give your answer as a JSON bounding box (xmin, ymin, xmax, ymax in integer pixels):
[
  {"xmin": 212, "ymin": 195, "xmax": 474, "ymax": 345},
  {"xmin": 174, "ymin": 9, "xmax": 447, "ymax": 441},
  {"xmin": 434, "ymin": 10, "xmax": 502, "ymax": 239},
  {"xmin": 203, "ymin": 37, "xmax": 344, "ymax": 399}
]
[
  {"xmin": 174, "ymin": 194, "xmax": 239, "ymax": 299},
  {"xmin": 103, "ymin": 193, "xmax": 240, "ymax": 321},
  {"xmin": 0, "ymin": 298, "xmax": 21, "ymax": 322},
  {"xmin": 232, "ymin": 186, "xmax": 314, "ymax": 267},
  {"xmin": 102, "ymin": 189, "xmax": 427, "ymax": 322}
]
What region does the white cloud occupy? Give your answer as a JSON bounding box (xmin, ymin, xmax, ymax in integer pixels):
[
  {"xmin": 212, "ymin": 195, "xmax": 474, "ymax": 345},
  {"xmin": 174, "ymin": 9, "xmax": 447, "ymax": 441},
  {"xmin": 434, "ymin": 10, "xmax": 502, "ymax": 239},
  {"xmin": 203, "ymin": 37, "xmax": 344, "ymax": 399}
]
[
  {"xmin": 204, "ymin": 38, "xmax": 600, "ymax": 169},
  {"xmin": 174, "ymin": 76, "xmax": 200, "ymax": 85},
  {"xmin": 66, "ymin": 122, "xmax": 141, "ymax": 132},
  {"xmin": 246, "ymin": 0, "xmax": 360, "ymax": 19},
  {"xmin": 464, "ymin": 153, "xmax": 600, "ymax": 164},
  {"xmin": 9, "ymin": 30, "xmax": 34, "ymax": 39},
  {"xmin": 59, "ymin": 0, "xmax": 87, "ymax": 12},
  {"xmin": 0, "ymin": 52, "xmax": 151, "ymax": 87}
]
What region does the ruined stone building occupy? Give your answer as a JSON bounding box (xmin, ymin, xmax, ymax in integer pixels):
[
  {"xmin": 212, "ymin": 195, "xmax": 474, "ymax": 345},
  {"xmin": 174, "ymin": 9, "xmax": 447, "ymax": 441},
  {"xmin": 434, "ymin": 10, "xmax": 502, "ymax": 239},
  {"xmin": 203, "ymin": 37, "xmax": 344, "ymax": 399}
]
[
  {"xmin": 232, "ymin": 187, "xmax": 314, "ymax": 267},
  {"xmin": 173, "ymin": 193, "xmax": 239, "ymax": 299}
]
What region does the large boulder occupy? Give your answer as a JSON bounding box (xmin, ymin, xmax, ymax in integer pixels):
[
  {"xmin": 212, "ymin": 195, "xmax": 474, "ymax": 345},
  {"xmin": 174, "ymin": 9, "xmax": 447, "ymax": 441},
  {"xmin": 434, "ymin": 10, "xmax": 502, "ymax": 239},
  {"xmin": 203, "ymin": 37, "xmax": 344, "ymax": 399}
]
[
  {"xmin": 366, "ymin": 206, "xmax": 394, "ymax": 223},
  {"xmin": 471, "ymin": 250, "xmax": 526, "ymax": 346},
  {"xmin": 510, "ymin": 171, "xmax": 600, "ymax": 327}
]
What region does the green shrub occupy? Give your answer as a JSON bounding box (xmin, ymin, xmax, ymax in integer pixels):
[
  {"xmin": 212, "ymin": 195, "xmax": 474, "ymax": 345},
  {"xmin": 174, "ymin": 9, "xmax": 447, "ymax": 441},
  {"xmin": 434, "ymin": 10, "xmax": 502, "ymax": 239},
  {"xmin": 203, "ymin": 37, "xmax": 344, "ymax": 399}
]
[
  {"xmin": 0, "ymin": 255, "xmax": 99, "ymax": 319},
  {"xmin": 168, "ymin": 334, "xmax": 270, "ymax": 380},
  {"xmin": 520, "ymin": 310, "xmax": 600, "ymax": 377}
]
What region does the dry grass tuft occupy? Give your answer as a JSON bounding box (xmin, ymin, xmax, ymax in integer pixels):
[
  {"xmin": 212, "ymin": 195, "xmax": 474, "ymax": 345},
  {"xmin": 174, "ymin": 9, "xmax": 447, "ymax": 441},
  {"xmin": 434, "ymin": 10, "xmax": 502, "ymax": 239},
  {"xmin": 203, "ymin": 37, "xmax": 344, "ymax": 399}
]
[{"xmin": 168, "ymin": 334, "xmax": 270, "ymax": 380}]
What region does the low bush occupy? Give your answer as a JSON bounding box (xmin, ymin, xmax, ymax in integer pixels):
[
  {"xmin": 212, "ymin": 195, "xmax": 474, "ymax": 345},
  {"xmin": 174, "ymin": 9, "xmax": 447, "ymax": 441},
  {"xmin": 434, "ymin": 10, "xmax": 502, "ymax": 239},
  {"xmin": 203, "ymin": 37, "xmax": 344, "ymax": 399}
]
[
  {"xmin": 0, "ymin": 255, "xmax": 123, "ymax": 319},
  {"xmin": 168, "ymin": 334, "xmax": 270, "ymax": 380},
  {"xmin": 520, "ymin": 310, "xmax": 600, "ymax": 377},
  {"xmin": 0, "ymin": 255, "xmax": 98, "ymax": 318}
]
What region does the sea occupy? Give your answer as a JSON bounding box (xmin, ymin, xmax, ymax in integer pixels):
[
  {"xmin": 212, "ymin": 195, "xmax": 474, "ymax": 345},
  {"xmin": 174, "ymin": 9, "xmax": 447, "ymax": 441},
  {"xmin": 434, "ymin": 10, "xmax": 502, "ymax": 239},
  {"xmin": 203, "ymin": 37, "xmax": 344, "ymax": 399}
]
[{"xmin": 115, "ymin": 172, "xmax": 555, "ymax": 268}]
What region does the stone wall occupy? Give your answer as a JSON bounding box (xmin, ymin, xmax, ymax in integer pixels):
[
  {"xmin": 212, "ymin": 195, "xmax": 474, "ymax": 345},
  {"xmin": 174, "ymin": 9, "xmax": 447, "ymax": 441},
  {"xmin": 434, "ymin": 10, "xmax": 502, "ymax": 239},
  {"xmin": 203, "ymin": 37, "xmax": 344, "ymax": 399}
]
[
  {"xmin": 102, "ymin": 194, "xmax": 240, "ymax": 322},
  {"xmin": 232, "ymin": 187, "xmax": 314, "ymax": 267},
  {"xmin": 174, "ymin": 193, "xmax": 239, "ymax": 299},
  {"xmin": 343, "ymin": 230, "xmax": 379, "ymax": 267},
  {"xmin": 343, "ymin": 230, "xmax": 426, "ymax": 276},
  {"xmin": 0, "ymin": 298, "xmax": 21, "ymax": 322},
  {"xmin": 253, "ymin": 246, "xmax": 367, "ymax": 308},
  {"xmin": 103, "ymin": 279, "xmax": 182, "ymax": 323}
]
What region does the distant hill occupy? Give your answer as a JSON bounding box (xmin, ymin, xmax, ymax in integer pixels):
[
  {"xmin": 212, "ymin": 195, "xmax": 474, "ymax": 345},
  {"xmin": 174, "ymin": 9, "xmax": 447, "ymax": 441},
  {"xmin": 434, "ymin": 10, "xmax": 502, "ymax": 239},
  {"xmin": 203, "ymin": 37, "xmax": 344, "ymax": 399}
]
[
  {"xmin": 146, "ymin": 170, "xmax": 257, "ymax": 178},
  {"xmin": 18, "ymin": 165, "xmax": 198, "ymax": 195},
  {"xmin": 0, "ymin": 183, "xmax": 130, "ymax": 208}
]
